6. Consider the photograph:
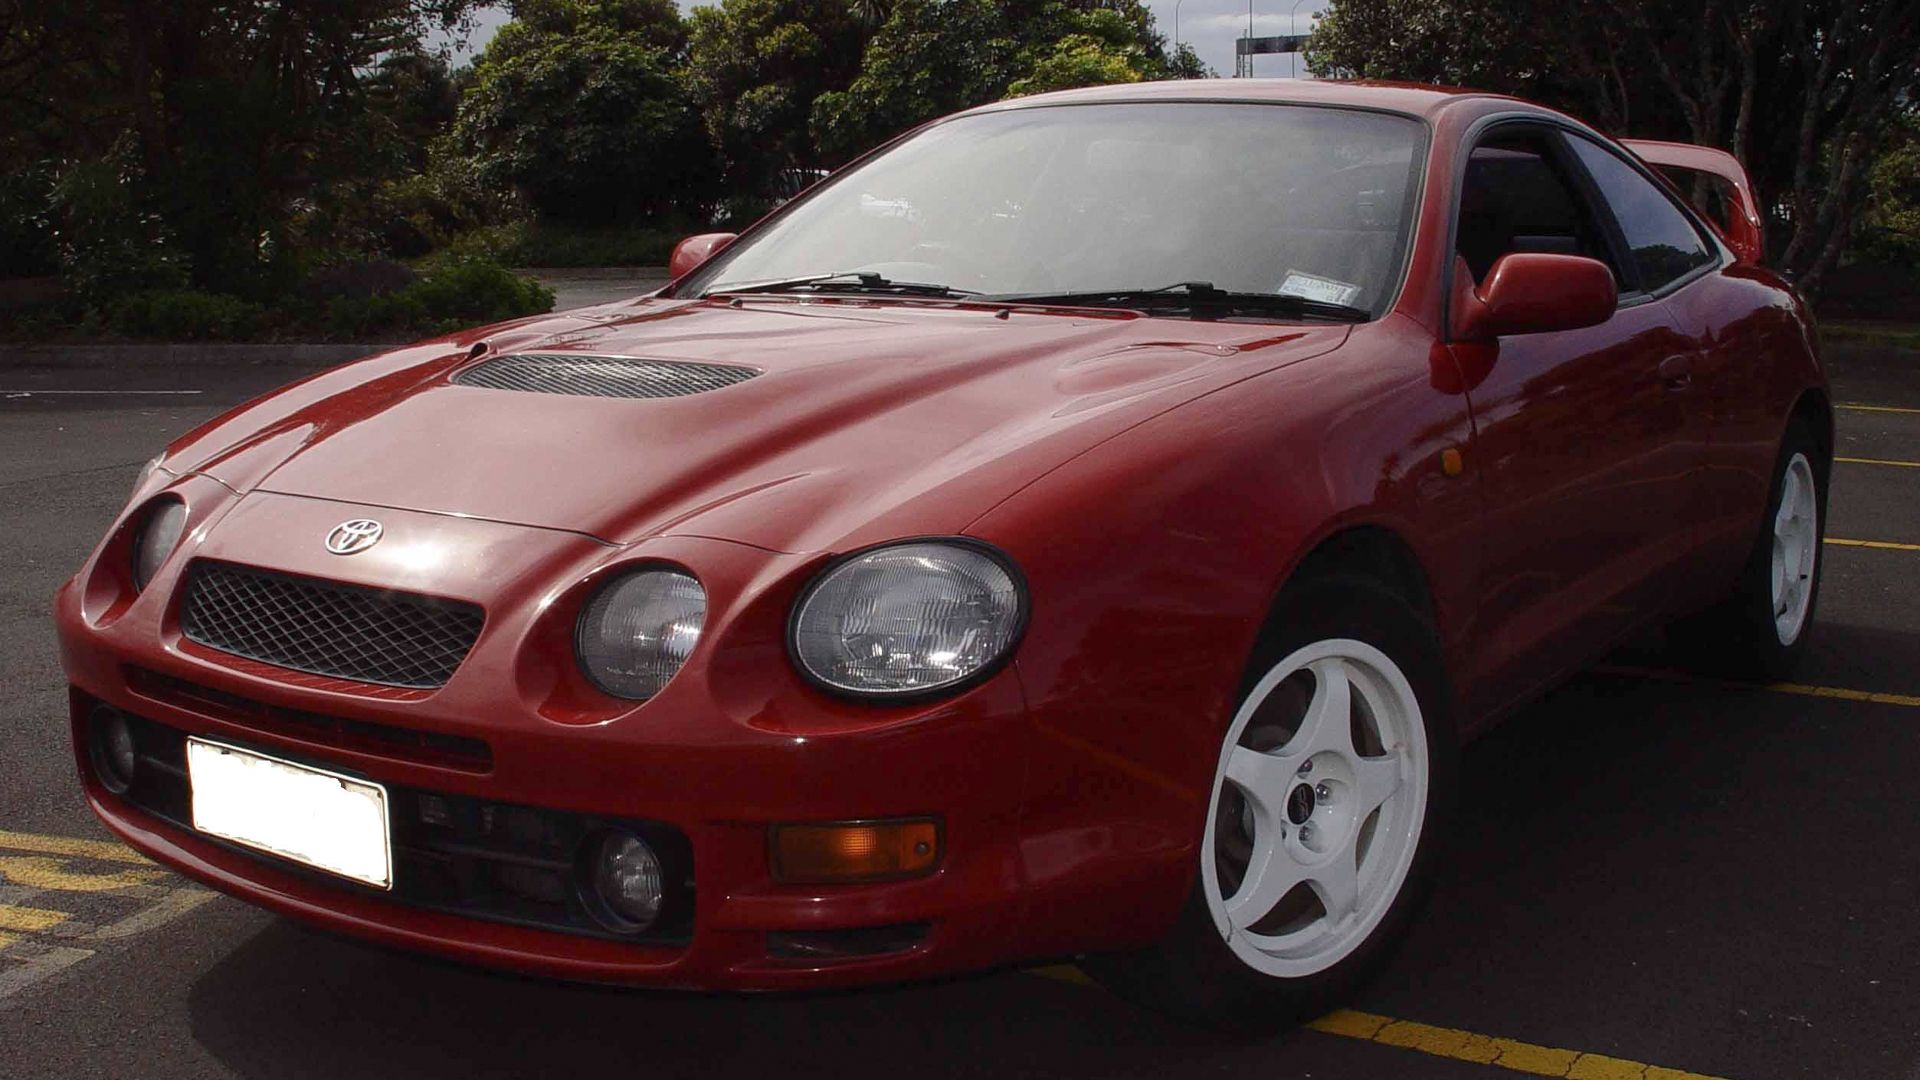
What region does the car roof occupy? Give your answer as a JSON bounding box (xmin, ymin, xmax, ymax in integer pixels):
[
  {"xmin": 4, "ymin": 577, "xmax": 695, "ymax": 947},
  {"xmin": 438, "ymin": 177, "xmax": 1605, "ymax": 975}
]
[{"xmin": 970, "ymin": 78, "xmax": 1526, "ymax": 122}]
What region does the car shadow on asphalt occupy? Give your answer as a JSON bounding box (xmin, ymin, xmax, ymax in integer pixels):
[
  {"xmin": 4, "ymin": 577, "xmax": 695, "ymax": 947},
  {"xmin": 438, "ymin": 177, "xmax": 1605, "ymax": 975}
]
[{"xmin": 182, "ymin": 922, "xmax": 1287, "ymax": 1080}]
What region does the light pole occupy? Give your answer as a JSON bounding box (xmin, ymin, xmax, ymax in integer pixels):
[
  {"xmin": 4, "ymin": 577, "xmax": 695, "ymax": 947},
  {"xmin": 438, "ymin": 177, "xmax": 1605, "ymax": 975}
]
[
  {"xmin": 1289, "ymin": 0, "xmax": 1311, "ymax": 77},
  {"xmin": 1174, "ymin": 0, "xmax": 1185, "ymax": 50}
]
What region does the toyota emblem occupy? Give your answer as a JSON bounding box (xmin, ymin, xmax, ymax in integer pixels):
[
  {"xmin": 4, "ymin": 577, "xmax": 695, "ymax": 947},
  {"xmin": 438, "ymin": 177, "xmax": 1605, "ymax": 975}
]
[{"xmin": 325, "ymin": 519, "xmax": 383, "ymax": 556}]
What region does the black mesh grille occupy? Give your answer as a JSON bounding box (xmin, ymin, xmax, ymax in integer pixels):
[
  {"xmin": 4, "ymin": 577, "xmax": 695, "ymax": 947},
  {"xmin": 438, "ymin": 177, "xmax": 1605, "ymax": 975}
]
[
  {"xmin": 180, "ymin": 561, "xmax": 484, "ymax": 689},
  {"xmin": 452, "ymin": 353, "xmax": 759, "ymax": 399}
]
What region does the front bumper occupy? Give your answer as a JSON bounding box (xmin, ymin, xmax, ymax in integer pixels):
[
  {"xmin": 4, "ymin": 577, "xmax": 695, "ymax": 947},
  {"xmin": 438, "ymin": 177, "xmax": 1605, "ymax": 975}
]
[{"xmin": 55, "ymin": 487, "xmax": 1036, "ymax": 990}]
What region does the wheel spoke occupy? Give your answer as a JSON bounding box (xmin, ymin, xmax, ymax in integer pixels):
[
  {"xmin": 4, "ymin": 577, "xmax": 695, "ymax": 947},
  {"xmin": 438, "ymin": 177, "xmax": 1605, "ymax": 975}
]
[
  {"xmin": 1226, "ymin": 829, "xmax": 1304, "ymax": 930},
  {"xmin": 1308, "ymin": 847, "xmax": 1361, "ymax": 922},
  {"xmin": 1351, "ymin": 752, "xmax": 1403, "ymax": 817},
  {"xmin": 1226, "ymin": 745, "xmax": 1292, "ymax": 803},
  {"xmin": 1294, "ymin": 657, "xmax": 1356, "ymax": 760}
]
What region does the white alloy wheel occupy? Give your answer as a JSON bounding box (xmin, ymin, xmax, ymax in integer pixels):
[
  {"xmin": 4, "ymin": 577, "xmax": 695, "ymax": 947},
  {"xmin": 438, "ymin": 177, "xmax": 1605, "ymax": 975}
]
[
  {"xmin": 1201, "ymin": 638, "xmax": 1430, "ymax": 979},
  {"xmin": 1771, "ymin": 452, "xmax": 1819, "ymax": 646}
]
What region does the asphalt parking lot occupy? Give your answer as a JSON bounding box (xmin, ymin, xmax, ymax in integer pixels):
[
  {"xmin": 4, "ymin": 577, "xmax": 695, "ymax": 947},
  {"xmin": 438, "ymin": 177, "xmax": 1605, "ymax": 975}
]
[{"xmin": 2, "ymin": 332, "xmax": 1916, "ymax": 1080}]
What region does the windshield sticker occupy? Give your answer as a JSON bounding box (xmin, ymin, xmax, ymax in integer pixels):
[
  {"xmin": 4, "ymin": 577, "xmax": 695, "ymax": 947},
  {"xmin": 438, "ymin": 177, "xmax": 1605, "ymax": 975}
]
[{"xmin": 1278, "ymin": 272, "xmax": 1364, "ymax": 307}]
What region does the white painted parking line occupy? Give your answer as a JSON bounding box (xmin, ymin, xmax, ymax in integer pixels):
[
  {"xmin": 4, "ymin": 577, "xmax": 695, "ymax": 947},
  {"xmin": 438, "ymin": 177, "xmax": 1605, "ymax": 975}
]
[{"xmin": 2, "ymin": 390, "xmax": 204, "ymax": 398}]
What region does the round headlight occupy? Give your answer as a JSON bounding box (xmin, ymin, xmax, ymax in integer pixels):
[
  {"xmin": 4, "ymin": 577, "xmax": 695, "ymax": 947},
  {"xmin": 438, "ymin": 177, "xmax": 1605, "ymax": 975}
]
[
  {"xmin": 132, "ymin": 499, "xmax": 187, "ymax": 592},
  {"xmin": 575, "ymin": 569, "xmax": 706, "ymax": 700},
  {"xmin": 791, "ymin": 540, "xmax": 1025, "ymax": 696}
]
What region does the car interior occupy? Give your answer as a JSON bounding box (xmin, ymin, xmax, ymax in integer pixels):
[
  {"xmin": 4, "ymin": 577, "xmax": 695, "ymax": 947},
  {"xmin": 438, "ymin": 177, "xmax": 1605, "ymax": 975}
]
[{"xmin": 1456, "ymin": 135, "xmax": 1622, "ymax": 287}]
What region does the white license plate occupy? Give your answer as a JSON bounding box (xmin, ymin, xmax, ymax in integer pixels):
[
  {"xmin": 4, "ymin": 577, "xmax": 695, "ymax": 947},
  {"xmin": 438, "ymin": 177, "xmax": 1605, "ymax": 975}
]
[{"xmin": 187, "ymin": 739, "xmax": 392, "ymax": 889}]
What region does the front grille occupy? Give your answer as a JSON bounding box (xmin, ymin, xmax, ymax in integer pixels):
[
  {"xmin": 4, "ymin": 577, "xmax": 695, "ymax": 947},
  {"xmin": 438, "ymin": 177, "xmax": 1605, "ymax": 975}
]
[
  {"xmin": 452, "ymin": 353, "xmax": 760, "ymax": 400},
  {"xmin": 90, "ymin": 703, "xmax": 693, "ymax": 945},
  {"xmin": 180, "ymin": 561, "xmax": 484, "ymax": 690}
]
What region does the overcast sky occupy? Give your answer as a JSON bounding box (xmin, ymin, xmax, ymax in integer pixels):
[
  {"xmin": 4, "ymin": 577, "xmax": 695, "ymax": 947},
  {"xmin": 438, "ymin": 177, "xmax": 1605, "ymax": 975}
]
[{"xmin": 443, "ymin": 1, "xmax": 1329, "ymax": 80}]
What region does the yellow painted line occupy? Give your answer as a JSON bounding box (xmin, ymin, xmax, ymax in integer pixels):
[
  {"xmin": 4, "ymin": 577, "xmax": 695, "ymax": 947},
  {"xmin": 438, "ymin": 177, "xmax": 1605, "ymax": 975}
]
[
  {"xmin": 1028, "ymin": 963, "xmax": 1096, "ymax": 986},
  {"xmin": 1835, "ymin": 455, "xmax": 1920, "ymax": 468},
  {"xmin": 1309, "ymin": 1010, "xmax": 1727, "ymax": 1079},
  {"xmin": 1839, "ymin": 402, "xmax": 1920, "ymax": 415},
  {"xmin": 1027, "ymin": 971, "xmax": 1724, "ymax": 1079},
  {"xmin": 0, "ymin": 856, "xmax": 167, "ymax": 893},
  {"xmin": 0, "ymin": 829, "xmax": 150, "ymax": 865},
  {"xmin": 1826, "ymin": 537, "xmax": 1920, "ymax": 552},
  {"xmin": 1598, "ymin": 664, "xmax": 1920, "ymax": 708},
  {"xmin": 0, "ymin": 905, "xmax": 71, "ymax": 934}
]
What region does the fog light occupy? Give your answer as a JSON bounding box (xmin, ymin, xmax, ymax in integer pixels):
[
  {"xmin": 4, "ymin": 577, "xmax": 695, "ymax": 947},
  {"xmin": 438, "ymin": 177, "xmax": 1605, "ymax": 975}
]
[
  {"xmin": 770, "ymin": 819, "xmax": 941, "ymax": 884},
  {"xmin": 89, "ymin": 706, "xmax": 137, "ymax": 794},
  {"xmin": 586, "ymin": 830, "xmax": 663, "ymax": 930}
]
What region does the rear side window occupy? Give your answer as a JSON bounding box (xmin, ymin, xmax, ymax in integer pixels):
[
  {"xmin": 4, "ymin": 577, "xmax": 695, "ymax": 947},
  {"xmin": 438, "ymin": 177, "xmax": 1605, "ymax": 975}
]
[{"xmin": 1566, "ymin": 137, "xmax": 1716, "ymax": 292}]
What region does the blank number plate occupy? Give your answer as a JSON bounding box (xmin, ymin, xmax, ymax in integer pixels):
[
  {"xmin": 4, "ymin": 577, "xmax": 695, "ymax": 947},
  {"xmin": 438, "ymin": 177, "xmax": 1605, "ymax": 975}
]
[{"xmin": 187, "ymin": 739, "xmax": 393, "ymax": 889}]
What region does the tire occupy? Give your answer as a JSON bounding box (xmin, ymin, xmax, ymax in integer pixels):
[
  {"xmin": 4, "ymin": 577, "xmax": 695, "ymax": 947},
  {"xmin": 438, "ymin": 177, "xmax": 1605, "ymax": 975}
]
[
  {"xmin": 1670, "ymin": 419, "xmax": 1828, "ymax": 678},
  {"xmin": 1083, "ymin": 574, "xmax": 1458, "ymax": 1032}
]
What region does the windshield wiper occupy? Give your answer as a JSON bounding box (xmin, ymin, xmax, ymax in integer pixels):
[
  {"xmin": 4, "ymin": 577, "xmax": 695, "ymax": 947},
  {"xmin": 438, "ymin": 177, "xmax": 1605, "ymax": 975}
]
[
  {"xmin": 980, "ymin": 281, "xmax": 1371, "ymax": 322},
  {"xmin": 704, "ymin": 271, "xmax": 978, "ymax": 299}
]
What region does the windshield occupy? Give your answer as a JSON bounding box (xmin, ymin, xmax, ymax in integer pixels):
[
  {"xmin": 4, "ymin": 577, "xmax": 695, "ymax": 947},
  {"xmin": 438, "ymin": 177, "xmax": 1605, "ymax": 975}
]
[{"xmin": 679, "ymin": 103, "xmax": 1426, "ymax": 318}]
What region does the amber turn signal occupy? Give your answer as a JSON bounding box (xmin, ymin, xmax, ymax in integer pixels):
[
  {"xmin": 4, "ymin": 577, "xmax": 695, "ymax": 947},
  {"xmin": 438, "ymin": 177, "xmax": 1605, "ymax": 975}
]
[{"xmin": 770, "ymin": 819, "xmax": 941, "ymax": 884}]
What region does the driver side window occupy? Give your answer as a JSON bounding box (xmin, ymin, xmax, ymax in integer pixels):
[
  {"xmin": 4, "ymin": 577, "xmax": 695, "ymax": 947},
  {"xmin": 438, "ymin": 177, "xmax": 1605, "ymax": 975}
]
[{"xmin": 1456, "ymin": 134, "xmax": 1622, "ymax": 286}]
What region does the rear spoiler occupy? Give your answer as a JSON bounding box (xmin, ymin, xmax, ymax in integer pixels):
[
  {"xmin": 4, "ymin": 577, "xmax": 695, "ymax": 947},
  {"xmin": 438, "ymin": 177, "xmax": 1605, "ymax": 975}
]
[{"xmin": 1620, "ymin": 139, "xmax": 1765, "ymax": 265}]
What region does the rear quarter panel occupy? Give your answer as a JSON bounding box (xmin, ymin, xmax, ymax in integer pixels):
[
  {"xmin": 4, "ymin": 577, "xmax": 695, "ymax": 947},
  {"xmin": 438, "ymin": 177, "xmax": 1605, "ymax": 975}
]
[{"xmin": 1660, "ymin": 265, "xmax": 1828, "ymax": 586}]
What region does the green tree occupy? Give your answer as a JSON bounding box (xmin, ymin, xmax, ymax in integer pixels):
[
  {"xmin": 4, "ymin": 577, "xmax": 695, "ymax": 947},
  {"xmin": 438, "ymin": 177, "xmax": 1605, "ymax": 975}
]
[
  {"xmin": 684, "ymin": 0, "xmax": 872, "ymax": 197},
  {"xmin": 2, "ymin": 0, "xmax": 486, "ymax": 297},
  {"xmin": 449, "ymin": 0, "xmax": 712, "ymax": 225},
  {"xmin": 812, "ymin": 0, "xmax": 1202, "ymax": 164},
  {"xmin": 1308, "ymin": 0, "xmax": 1920, "ymax": 293}
]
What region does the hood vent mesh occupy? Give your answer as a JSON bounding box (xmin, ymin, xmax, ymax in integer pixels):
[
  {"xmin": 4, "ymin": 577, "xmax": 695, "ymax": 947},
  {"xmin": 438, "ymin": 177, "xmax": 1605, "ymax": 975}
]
[{"xmin": 453, "ymin": 354, "xmax": 760, "ymax": 400}]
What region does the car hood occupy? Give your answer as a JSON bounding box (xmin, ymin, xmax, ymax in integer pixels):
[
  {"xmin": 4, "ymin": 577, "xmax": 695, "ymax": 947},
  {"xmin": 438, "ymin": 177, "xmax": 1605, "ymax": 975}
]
[{"xmin": 174, "ymin": 298, "xmax": 1349, "ymax": 553}]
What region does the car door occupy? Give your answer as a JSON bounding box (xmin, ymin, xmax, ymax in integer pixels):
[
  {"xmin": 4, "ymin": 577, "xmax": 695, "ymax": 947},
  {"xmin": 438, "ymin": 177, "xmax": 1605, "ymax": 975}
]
[{"xmin": 1452, "ymin": 124, "xmax": 1709, "ymax": 720}]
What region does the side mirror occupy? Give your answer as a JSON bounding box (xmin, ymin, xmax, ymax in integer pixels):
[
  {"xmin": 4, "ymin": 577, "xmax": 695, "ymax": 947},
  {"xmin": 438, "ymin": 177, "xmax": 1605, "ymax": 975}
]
[
  {"xmin": 669, "ymin": 232, "xmax": 738, "ymax": 279},
  {"xmin": 1453, "ymin": 253, "xmax": 1617, "ymax": 340}
]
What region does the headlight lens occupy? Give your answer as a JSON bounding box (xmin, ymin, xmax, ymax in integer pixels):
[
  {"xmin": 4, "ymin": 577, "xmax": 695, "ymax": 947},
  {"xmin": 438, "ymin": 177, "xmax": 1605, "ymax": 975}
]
[
  {"xmin": 131, "ymin": 499, "xmax": 187, "ymax": 592},
  {"xmin": 575, "ymin": 569, "xmax": 707, "ymax": 700},
  {"xmin": 791, "ymin": 541, "xmax": 1025, "ymax": 696}
]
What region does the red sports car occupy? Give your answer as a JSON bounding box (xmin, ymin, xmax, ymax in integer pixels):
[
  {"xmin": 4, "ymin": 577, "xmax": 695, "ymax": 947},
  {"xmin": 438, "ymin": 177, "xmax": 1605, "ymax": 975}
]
[{"xmin": 56, "ymin": 80, "xmax": 1828, "ymax": 1027}]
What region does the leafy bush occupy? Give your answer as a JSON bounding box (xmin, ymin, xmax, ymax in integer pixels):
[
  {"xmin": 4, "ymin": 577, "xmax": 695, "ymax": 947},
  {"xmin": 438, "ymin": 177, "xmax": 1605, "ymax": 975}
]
[
  {"xmin": 0, "ymin": 160, "xmax": 60, "ymax": 278},
  {"xmin": 299, "ymin": 259, "xmax": 420, "ymax": 303},
  {"xmin": 321, "ymin": 257, "xmax": 554, "ymax": 338},
  {"xmin": 48, "ymin": 144, "xmax": 192, "ymax": 303},
  {"xmin": 106, "ymin": 290, "xmax": 266, "ymax": 340},
  {"xmin": 443, "ymin": 220, "xmax": 685, "ymax": 267}
]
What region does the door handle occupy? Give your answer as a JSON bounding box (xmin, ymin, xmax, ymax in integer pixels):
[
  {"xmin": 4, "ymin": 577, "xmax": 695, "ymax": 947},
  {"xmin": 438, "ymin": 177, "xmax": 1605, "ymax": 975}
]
[{"xmin": 1659, "ymin": 355, "xmax": 1694, "ymax": 390}]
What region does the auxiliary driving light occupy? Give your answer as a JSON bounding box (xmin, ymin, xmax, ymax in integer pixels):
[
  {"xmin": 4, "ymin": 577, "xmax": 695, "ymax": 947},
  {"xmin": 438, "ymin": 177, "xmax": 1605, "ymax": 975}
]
[
  {"xmin": 770, "ymin": 819, "xmax": 941, "ymax": 884},
  {"xmin": 584, "ymin": 830, "xmax": 664, "ymax": 931},
  {"xmin": 88, "ymin": 706, "xmax": 137, "ymax": 794}
]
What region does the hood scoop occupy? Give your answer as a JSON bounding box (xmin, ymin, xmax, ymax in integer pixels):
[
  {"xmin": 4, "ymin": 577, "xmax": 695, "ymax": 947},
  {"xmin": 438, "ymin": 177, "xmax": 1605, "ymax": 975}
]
[{"xmin": 452, "ymin": 353, "xmax": 760, "ymax": 400}]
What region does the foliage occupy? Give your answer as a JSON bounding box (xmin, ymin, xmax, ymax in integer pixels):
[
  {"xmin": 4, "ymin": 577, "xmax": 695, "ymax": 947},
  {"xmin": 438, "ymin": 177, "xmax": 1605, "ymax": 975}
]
[
  {"xmin": 1855, "ymin": 114, "xmax": 1920, "ymax": 269},
  {"xmin": 322, "ymin": 256, "xmax": 555, "ymax": 337},
  {"xmin": 450, "ymin": 1, "xmax": 713, "ymax": 225},
  {"xmin": 1308, "ymin": 0, "xmax": 1920, "ymax": 294},
  {"xmin": 105, "ymin": 290, "xmax": 267, "ymax": 341},
  {"xmin": 442, "ymin": 219, "xmax": 687, "ymax": 267},
  {"xmin": 45, "ymin": 142, "xmax": 190, "ymax": 303},
  {"xmin": 0, "ymin": 159, "xmax": 60, "ymax": 278},
  {"xmin": 2, "ymin": 0, "xmax": 487, "ymax": 297},
  {"xmin": 684, "ymin": 0, "xmax": 874, "ymax": 196},
  {"xmin": 812, "ymin": 0, "xmax": 1198, "ymax": 163}
]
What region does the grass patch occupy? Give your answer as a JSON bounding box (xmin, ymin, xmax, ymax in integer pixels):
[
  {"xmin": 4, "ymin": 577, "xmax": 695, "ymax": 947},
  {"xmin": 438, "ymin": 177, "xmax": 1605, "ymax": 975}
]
[{"xmin": 1824, "ymin": 321, "xmax": 1920, "ymax": 351}]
